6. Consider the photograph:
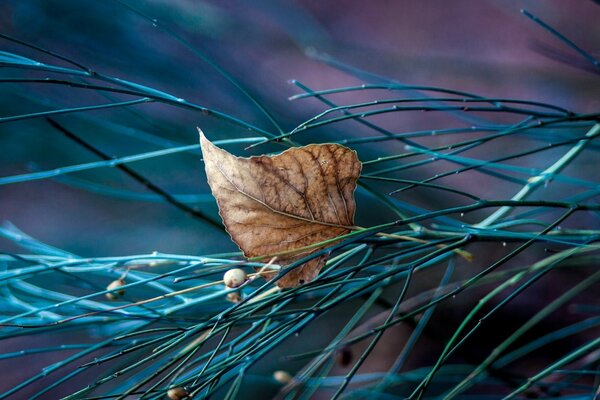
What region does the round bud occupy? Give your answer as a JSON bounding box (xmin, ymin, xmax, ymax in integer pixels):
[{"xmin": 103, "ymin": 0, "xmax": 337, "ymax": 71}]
[
  {"xmin": 335, "ymin": 346, "xmax": 353, "ymax": 367},
  {"xmin": 167, "ymin": 386, "xmax": 188, "ymax": 400},
  {"xmin": 223, "ymin": 268, "xmax": 247, "ymax": 288},
  {"xmin": 273, "ymin": 370, "xmax": 293, "ymax": 384},
  {"xmin": 105, "ymin": 278, "xmax": 126, "ymax": 300}
]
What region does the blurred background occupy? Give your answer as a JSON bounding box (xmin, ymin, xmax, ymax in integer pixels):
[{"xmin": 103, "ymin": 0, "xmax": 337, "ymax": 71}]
[
  {"xmin": 0, "ymin": 0, "xmax": 599, "ymax": 398},
  {"xmin": 1, "ymin": 0, "xmax": 598, "ymax": 256}
]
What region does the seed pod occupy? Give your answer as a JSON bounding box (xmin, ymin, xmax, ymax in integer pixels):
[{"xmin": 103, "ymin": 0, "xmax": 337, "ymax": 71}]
[
  {"xmin": 223, "ymin": 268, "xmax": 247, "ymax": 288},
  {"xmin": 335, "ymin": 346, "xmax": 353, "ymax": 367},
  {"xmin": 105, "ymin": 278, "xmax": 126, "ymax": 300},
  {"xmin": 167, "ymin": 386, "xmax": 188, "ymax": 400},
  {"xmin": 273, "ymin": 370, "xmax": 293, "ymax": 384}
]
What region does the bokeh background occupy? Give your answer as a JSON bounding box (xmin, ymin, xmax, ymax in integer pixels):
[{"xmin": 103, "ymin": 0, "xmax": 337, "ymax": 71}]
[
  {"xmin": 2, "ymin": 0, "xmax": 599, "ymax": 256},
  {"xmin": 0, "ymin": 0, "xmax": 599, "ymax": 399}
]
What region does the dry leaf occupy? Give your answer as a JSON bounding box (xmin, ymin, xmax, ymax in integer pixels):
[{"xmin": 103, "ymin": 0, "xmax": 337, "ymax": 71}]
[{"xmin": 199, "ymin": 130, "xmax": 361, "ymax": 288}]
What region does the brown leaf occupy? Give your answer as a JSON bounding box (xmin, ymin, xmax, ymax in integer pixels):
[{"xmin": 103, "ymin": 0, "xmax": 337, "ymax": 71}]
[{"xmin": 199, "ymin": 130, "xmax": 362, "ymax": 288}]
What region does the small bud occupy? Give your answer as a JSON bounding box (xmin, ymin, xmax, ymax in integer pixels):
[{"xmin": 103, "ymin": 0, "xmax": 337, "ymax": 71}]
[
  {"xmin": 105, "ymin": 278, "xmax": 126, "ymax": 300},
  {"xmin": 273, "ymin": 370, "xmax": 293, "ymax": 384},
  {"xmin": 223, "ymin": 268, "xmax": 247, "ymax": 288},
  {"xmin": 167, "ymin": 386, "xmax": 188, "ymax": 400},
  {"xmin": 226, "ymin": 291, "xmax": 242, "ymax": 303},
  {"xmin": 335, "ymin": 346, "xmax": 353, "ymax": 367}
]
